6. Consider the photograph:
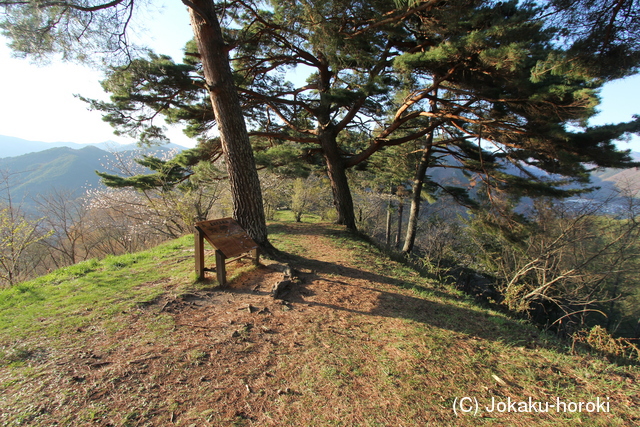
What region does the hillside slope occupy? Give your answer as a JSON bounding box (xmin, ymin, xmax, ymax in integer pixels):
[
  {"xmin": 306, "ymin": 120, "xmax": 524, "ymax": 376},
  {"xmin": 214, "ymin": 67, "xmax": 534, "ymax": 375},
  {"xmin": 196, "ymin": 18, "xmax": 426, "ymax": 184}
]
[
  {"xmin": 0, "ymin": 134, "xmax": 183, "ymax": 158},
  {"xmin": 0, "ymin": 221, "xmax": 637, "ymax": 426},
  {"xmin": 0, "ymin": 146, "xmax": 109, "ymax": 200},
  {"xmin": 0, "ymin": 144, "xmax": 184, "ymax": 205}
]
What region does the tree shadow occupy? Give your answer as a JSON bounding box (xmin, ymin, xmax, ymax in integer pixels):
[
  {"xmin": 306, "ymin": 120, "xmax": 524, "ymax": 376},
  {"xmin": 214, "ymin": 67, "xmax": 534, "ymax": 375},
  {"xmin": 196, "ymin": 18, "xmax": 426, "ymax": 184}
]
[
  {"xmin": 191, "ymin": 222, "xmax": 545, "ymax": 348},
  {"xmin": 214, "ymin": 247, "xmax": 545, "ymax": 349}
]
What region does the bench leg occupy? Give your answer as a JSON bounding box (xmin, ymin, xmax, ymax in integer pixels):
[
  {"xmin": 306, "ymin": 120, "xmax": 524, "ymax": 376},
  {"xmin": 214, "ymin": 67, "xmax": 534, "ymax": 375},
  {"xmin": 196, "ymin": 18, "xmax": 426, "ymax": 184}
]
[
  {"xmin": 195, "ymin": 227, "xmax": 205, "ymax": 279},
  {"xmin": 216, "ymin": 249, "xmax": 227, "ymax": 286}
]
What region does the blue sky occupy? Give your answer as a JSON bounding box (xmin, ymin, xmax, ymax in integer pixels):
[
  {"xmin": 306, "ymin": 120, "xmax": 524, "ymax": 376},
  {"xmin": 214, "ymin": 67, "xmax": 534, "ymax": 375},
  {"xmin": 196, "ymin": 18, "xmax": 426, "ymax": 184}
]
[
  {"xmin": 0, "ymin": 1, "xmax": 639, "ymax": 152},
  {"xmin": 0, "ymin": 1, "xmax": 195, "ymax": 147}
]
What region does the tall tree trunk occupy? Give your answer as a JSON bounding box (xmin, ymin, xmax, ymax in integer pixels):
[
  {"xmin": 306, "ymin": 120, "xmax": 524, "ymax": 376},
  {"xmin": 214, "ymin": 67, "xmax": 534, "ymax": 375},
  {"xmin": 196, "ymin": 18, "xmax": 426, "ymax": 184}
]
[
  {"xmin": 402, "ymin": 133, "xmax": 434, "ymax": 254},
  {"xmin": 313, "ymin": 55, "xmax": 357, "ymax": 231},
  {"xmin": 385, "ymin": 193, "xmax": 393, "ymax": 246},
  {"xmin": 319, "ymin": 130, "xmax": 357, "ymax": 231},
  {"xmin": 187, "ymin": 0, "xmax": 269, "ymax": 247},
  {"xmin": 395, "ymin": 196, "xmax": 404, "ymax": 249}
]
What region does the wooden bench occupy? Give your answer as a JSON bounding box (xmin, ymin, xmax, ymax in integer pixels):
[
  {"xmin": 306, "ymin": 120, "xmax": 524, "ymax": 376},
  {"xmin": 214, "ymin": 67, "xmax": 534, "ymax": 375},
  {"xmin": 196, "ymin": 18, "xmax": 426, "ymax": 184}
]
[{"xmin": 194, "ymin": 218, "xmax": 259, "ymax": 286}]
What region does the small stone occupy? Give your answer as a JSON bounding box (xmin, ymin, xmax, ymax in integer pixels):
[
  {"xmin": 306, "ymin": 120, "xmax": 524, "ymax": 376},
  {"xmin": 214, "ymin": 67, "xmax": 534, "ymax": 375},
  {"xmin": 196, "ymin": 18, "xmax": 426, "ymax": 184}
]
[
  {"xmin": 276, "ymin": 387, "xmax": 291, "ymax": 395},
  {"xmin": 258, "ymin": 307, "xmax": 271, "ymax": 315}
]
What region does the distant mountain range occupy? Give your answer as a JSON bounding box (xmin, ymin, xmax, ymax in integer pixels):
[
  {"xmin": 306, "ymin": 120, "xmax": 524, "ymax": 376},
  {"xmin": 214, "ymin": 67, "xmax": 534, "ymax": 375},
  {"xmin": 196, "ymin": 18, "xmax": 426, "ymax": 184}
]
[
  {"xmin": 0, "ymin": 135, "xmax": 187, "ymax": 158},
  {"xmin": 0, "ymin": 146, "xmax": 110, "ymax": 201},
  {"xmin": 592, "ymin": 166, "xmax": 640, "ymax": 193},
  {"xmin": 0, "ymin": 134, "xmax": 639, "ymax": 213},
  {"xmin": 0, "ymin": 135, "xmax": 185, "ymax": 205}
]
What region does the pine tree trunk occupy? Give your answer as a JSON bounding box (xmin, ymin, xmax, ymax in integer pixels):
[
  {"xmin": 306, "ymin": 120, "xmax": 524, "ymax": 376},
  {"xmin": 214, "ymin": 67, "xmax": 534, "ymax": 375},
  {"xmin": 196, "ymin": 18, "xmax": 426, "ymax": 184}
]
[
  {"xmin": 395, "ymin": 197, "xmax": 404, "ymax": 249},
  {"xmin": 187, "ymin": 0, "xmax": 269, "ymax": 247},
  {"xmin": 402, "ymin": 136, "xmax": 434, "ymax": 254},
  {"xmin": 385, "ymin": 194, "xmax": 393, "ymax": 246},
  {"xmin": 319, "ymin": 130, "xmax": 357, "ymax": 231}
]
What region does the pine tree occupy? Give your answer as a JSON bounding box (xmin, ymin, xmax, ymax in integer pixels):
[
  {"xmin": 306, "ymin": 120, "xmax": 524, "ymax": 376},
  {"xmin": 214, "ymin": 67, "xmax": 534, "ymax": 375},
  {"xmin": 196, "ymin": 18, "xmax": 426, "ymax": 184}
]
[
  {"xmin": 387, "ymin": 0, "xmax": 640, "ymax": 253},
  {"xmin": 232, "ymin": 0, "xmax": 640, "ymax": 234},
  {"xmin": 11, "ymin": 0, "xmax": 638, "ymax": 243}
]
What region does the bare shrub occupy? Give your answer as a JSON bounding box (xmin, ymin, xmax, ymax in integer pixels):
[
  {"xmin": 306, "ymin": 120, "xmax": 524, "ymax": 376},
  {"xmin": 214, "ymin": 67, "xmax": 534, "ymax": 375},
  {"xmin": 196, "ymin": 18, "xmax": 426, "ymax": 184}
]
[
  {"xmin": 0, "ymin": 172, "xmax": 52, "ymax": 286},
  {"xmin": 574, "ymin": 325, "xmax": 640, "ymax": 361},
  {"xmin": 469, "ymin": 195, "xmax": 640, "ymax": 336}
]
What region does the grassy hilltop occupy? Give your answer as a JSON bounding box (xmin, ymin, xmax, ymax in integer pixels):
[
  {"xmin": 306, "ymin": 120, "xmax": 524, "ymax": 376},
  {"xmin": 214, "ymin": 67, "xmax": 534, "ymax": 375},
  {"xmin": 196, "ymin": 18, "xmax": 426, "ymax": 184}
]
[{"xmin": 0, "ymin": 218, "xmax": 638, "ymax": 426}]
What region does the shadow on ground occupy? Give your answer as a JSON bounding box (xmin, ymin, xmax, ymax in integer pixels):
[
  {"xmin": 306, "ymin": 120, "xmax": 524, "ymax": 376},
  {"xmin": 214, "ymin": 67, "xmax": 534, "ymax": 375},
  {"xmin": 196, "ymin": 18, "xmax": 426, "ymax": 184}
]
[{"xmin": 211, "ymin": 222, "xmax": 546, "ymax": 349}]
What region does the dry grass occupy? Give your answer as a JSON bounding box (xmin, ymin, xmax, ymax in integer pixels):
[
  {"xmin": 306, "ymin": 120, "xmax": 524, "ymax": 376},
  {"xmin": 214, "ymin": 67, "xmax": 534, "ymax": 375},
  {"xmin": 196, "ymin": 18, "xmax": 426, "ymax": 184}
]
[{"xmin": 0, "ymin": 221, "xmax": 638, "ymax": 426}]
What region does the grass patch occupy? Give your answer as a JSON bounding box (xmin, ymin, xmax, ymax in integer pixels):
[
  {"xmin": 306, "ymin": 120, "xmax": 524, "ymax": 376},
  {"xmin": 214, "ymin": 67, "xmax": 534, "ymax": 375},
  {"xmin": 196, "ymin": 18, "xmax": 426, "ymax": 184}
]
[
  {"xmin": 272, "ymin": 210, "xmax": 323, "ymax": 223},
  {"xmin": 0, "ymin": 235, "xmax": 194, "ymax": 347}
]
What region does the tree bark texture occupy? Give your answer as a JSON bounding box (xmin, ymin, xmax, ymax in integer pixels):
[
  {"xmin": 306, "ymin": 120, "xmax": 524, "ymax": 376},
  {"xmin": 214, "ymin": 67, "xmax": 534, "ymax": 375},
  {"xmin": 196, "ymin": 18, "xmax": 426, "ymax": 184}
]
[
  {"xmin": 319, "ymin": 130, "xmax": 357, "ymax": 231},
  {"xmin": 395, "ymin": 197, "xmax": 404, "ymax": 249},
  {"xmin": 385, "ymin": 194, "xmax": 393, "ymax": 246},
  {"xmin": 402, "ymin": 131, "xmax": 435, "ymax": 254},
  {"xmin": 187, "ymin": 0, "xmax": 268, "ymax": 246}
]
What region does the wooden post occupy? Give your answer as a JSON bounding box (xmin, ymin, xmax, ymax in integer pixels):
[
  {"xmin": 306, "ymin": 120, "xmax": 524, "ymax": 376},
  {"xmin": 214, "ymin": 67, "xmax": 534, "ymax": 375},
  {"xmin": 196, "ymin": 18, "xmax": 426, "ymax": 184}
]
[
  {"xmin": 195, "ymin": 226, "xmax": 205, "ymax": 279},
  {"xmin": 215, "ymin": 249, "xmax": 226, "ymax": 286},
  {"xmin": 251, "ymin": 248, "xmax": 260, "ymax": 266}
]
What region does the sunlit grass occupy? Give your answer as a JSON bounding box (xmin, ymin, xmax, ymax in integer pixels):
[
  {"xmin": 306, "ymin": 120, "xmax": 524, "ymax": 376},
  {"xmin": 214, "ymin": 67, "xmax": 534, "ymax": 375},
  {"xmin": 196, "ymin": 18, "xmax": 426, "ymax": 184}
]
[
  {"xmin": 0, "ymin": 235, "xmax": 194, "ymax": 346},
  {"xmin": 272, "ymin": 209, "xmax": 323, "ymax": 223}
]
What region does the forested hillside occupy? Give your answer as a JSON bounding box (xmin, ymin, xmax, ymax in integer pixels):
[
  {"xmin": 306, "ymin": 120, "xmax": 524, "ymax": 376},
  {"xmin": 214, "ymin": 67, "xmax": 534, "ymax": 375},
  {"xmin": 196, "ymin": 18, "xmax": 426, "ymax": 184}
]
[
  {"xmin": 0, "ymin": 143, "xmax": 183, "ymax": 205},
  {"xmin": 0, "ymin": 146, "xmax": 109, "ymax": 201}
]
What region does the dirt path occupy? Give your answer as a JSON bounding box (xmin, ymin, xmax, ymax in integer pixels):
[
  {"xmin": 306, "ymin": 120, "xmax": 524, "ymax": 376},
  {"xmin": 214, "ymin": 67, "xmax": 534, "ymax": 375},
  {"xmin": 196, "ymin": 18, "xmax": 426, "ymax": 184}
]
[{"xmin": 34, "ymin": 222, "xmax": 413, "ymax": 425}]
